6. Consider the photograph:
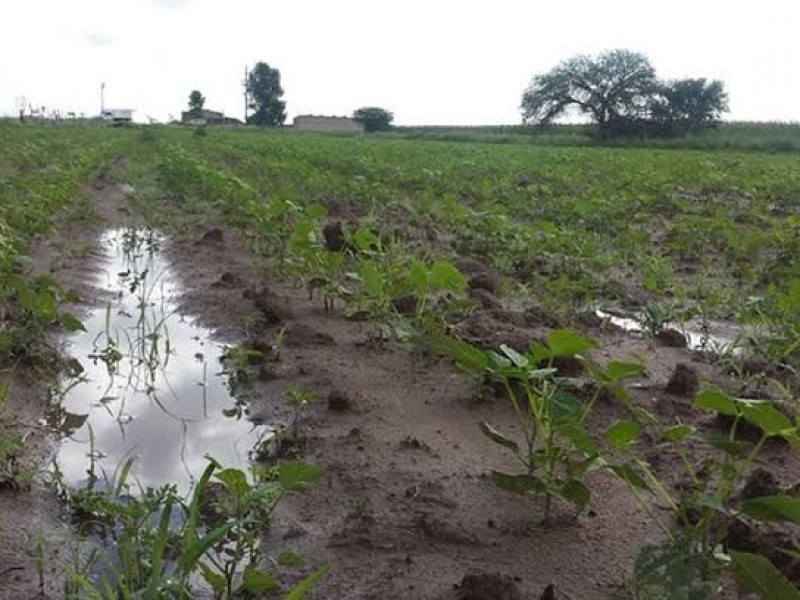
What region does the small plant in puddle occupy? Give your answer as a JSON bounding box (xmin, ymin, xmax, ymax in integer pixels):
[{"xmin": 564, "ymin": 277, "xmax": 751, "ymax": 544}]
[
  {"xmin": 63, "ymin": 456, "xmax": 326, "ymax": 599},
  {"xmin": 641, "ymin": 300, "xmax": 676, "ymax": 338},
  {"xmin": 220, "ymin": 343, "xmax": 263, "ymax": 392},
  {"xmin": 593, "ymin": 383, "xmax": 800, "ymax": 599}
]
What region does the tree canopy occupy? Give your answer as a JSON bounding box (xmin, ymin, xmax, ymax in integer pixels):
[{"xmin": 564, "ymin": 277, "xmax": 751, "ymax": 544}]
[
  {"xmin": 650, "ymin": 78, "xmax": 728, "ymax": 135},
  {"xmin": 352, "ymin": 107, "xmax": 394, "ymax": 132},
  {"xmin": 246, "ymin": 63, "xmax": 286, "ymax": 127},
  {"xmin": 188, "ymin": 90, "xmax": 205, "ymax": 115},
  {"xmin": 521, "ymin": 49, "xmax": 727, "ymax": 137}
]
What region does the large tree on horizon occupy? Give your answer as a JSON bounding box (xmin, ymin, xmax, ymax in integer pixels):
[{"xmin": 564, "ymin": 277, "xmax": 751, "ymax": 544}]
[
  {"xmin": 520, "ymin": 49, "xmax": 658, "ymax": 135},
  {"xmin": 246, "ymin": 62, "xmax": 286, "ymax": 127}
]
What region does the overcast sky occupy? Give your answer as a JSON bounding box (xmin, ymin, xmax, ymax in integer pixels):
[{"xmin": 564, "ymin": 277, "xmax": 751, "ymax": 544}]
[{"xmin": 1, "ymin": 0, "xmax": 798, "ymax": 125}]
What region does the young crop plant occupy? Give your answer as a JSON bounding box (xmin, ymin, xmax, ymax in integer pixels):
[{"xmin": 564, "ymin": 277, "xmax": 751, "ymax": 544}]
[
  {"xmin": 442, "ymin": 329, "xmax": 645, "ymax": 524},
  {"xmin": 592, "ymin": 381, "xmax": 800, "ymax": 599},
  {"xmin": 62, "ymin": 457, "xmax": 326, "ymax": 599}
]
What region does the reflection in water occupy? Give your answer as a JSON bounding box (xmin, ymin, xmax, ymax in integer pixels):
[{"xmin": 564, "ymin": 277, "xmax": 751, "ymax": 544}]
[
  {"xmin": 50, "ymin": 228, "xmax": 264, "ymax": 493},
  {"xmin": 595, "ymin": 308, "xmax": 744, "ymax": 354}
]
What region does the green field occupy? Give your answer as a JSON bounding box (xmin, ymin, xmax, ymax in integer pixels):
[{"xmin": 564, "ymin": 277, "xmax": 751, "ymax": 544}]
[{"xmin": 2, "ymin": 121, "xmax": 800, "ymax": 598}]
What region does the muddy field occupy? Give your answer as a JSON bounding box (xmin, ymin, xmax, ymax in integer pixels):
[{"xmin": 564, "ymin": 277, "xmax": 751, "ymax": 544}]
[{"xmin": 1, "ymin": 125, "xmax": 800, "ymax": 599}]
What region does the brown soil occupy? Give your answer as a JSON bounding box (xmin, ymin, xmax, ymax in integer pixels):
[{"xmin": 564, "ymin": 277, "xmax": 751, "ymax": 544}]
[{"xmin": 4, "ymin": 163, "xmax": 800, "ymax": 599}]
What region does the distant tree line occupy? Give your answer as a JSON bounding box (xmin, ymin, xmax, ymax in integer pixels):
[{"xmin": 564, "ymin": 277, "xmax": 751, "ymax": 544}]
[{"xmin": 521, "ymin": 49, "xmax": 728, "ymax": 139}]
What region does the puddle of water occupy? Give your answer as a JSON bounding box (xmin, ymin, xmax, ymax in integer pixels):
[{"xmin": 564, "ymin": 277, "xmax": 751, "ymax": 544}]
[
  {"xmin": 595, "ymin": 308, "xmax": 743, "ymax": 354},
  {"xmin": 49, "ymin": 228, "xmax": 265, "ymax": 493}
]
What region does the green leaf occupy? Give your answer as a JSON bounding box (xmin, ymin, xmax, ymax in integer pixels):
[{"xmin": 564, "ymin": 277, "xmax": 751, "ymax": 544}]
[
  {"xmin": 183, "ymin": 459, "xmax": 219, "ymax": 553},
  {"xmin": 145, "ymin": 495, "xmax": 174, "ymax": 596},
  {"xmin": 305, "ymin": 203, "xmax": 327, "ymax": 220},
  {"xmin": 560, "ymin": 479, "xmax": 591, "ymax": 512},
  {"xmin": 527, "ymin": 340, "xmax": 551, "ymax": 365},
  {"xmin": 551, "ymin": 392, "xmax": 583, "ymax": 424},
  {"xmin": 59, "ymin": 313, "xmax": 86, "ymax": 332},
  {"xmin": 480, "ymin": 422, "xmax": 519, "ymax": 453},
  {"xmin": 559, "ymin": 423, "xmax": 599, "ymax": 455},
  {"xmin": 488, "ymin": 471, "xmax": 543, "ymax": 494},
  {"xmin": 609, "ymin": 462, "xmax": 650, "ymax": 491},
  {"xmin": 199, "ymin": 562, "xmax": 226, "ymax": 592},
  {"xmin": 546, "ymin": 329, "xmax": 597, "ymax": 358},
  {"xmin": 242, "ymin": 565, "xmax": 280, "ymax": 594},
  {"xmin": 286, "ymin": 566, "xmax": 330, "ymax": 600},
  {"xmin": 694, "ymin": 389, "xmax": 738, "ymax": 416},
  {"xmin": 360, "ymin": 261, "xmax": 384, "ymax": 296},
  {"xmin": 407, "ymin": 260, "xmax": 428, "ymax": 294},
  {"xmin": 741, "ymin": 495, "xmax": 800, "ymax": 525},
  {"xmin": 731, "ymin": 551, "xmax": 800, "ymax": 599},
  {"xmin": 278, "ymin": 461, "xmax": 322, "ymax": 492},
  {"xmin": 704, "ymin": 433, "xmax": 753, "ymax": 458},
  {"xmin": 694, "ymin": 493, "xmax": 728, "ymax": 514},
  {"xmin": 432, "ymin": 334, "xmax": 487, "ymax": 373},
  {"xmin": 277, "ymin": 550, "xmax": 306, "ymax": 567},
  {"xmin": 738, "ymin": 401, "xmax": 794, "ymax": 437},
  {"xmin": 216, "ymin": 468, "xmax": 250, "ymax": 497},
  {"xmin": 663, "ymin": 424, "xmax": 695, "ymax": 442},
  {"xmin": 178, "ymin": 522, "xmax": 235, "ymax": 572},
  {"xmin": 605, "ymin": 361, "xmax": 646, "ymax": 382},
  {"xmin": 499, "ymin": 344, "xmax": 528, "ymax": 368},
  {"xmin": 605, "ymin": 420, "xmax": 641, "ymax": 450},
  {"xmin": 430, "ymin": 259, "xmax": 465, "ymax": 292},
  {"xmin": 353, "ymin": 228, "xmax": 380, "ymax": 253}
]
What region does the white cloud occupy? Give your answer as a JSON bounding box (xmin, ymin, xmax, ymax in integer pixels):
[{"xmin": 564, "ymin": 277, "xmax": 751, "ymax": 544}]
[{"xmin": 84, "ymin": 33, "xmax": 114, "ymax": 47}]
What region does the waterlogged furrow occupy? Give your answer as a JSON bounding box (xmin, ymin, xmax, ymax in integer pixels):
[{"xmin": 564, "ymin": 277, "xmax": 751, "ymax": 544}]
[{"xmin": 50, "ymin": 228, "xmax": 265, "ymax": 492}]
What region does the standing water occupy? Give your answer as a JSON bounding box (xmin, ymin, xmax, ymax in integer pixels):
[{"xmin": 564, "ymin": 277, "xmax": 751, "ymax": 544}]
[{"xmin": 49, "ymin": 228, "xmax": 265, "ymax": 493}]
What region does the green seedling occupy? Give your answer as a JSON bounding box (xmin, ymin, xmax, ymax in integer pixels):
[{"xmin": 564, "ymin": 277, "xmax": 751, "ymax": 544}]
[
  {"xmin": 285, "ymin": 384, "xmax": 319, "ymax": 441},
  {"xmin": 593, "ymin": 380, "xmax": 800, "ymax": 599},
  {"xmin": 62, "ymin": 456, "xmax": 325, "ymax": 599},
  {"xmin": 444, "ymin": 329, "xmax": 611, "ymax": 523}
]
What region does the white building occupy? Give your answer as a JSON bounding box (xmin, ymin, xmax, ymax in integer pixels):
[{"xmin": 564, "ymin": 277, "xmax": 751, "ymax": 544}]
[{"xmin": 101, "ymin": 109, "xmax": 133, "ymax": 124}]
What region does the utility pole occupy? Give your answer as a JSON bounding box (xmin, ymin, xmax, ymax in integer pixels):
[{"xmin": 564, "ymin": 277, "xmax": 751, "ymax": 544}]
[
  {"xmin": 243, "ymin": 65, "xmax": 248, "ymax": 124},
  {"xmin": 100, "ymin": 82, "xmax": 105, "ymax": 114}
]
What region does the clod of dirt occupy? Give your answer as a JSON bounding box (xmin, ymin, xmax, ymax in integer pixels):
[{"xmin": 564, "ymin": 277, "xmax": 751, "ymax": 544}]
[
  {"xmin": 455, "ymin": 257, "xmax": 490, "ymax": 277},
  {"xmin": 665, "ymin": 363, "xmax": 699, "ymax": 396},
  {"xmin": 258, "ymin": 364, "xmax": 280, "ymax": 382},
  {"xmin": 468, "ymin": 271, "xmax": 500, "ymax": 295},
  {"xmin": 540, "ymin": 584, "xmax": 556, "ymax": 600},
  {"xmin": 63, "ymin": 357, "xmax": 84, "ymax": 377},
  {"xmin": 196, "ymin": 228, "xmax": 224, "ymax": 247},
  {"xmin": 211, "ymin": 271, "xmax": 240, "ymax": 289},
  {"xmin": 251, "ymin": 289, "xmax": 291, "ymax": 324},
  {"xmin": 456, "ymin": 572, "xmax": 522, "ymax": 600},
  {"xmin": 198, "ymin": 481, "xmax": 233, "ymax": 528},
  {"xmin": 417, "ymin": 513, "xmax": 478, "ymax": 545},
  {"xmin": 323, "ymin": 221, "xmax": 346, "ymax": 251},
  {"xmin": 469, "ymin": 288, "xmax": 501, "ymax": 310},
  {"xmin": 284, "ymin": 323, "xmax": 335, "ymax": 347},
  {"xmin": 656, "ymin": 328, "xmax": 688, "ymax": 348},
  {"xmin": 741, "ymin": 468, "xmax": 781, "ymax": 499},
  {"xmin": 328, "ymin": 390, "xmax": 352, "ymax": 411},
  {"xmin": 392, "ymin": 294, "xmax": 417, "ymax": 316},
  {"xmin": 724, "ymin": 521, "xmax": 800, "ymax": 582},
  {"xmin": 452, "ymin": 311, "xmax": 541, "ymax": 353},
  {"xmin": 400, "ymin": 436, "xmax": 431, "ymax": 451}
]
